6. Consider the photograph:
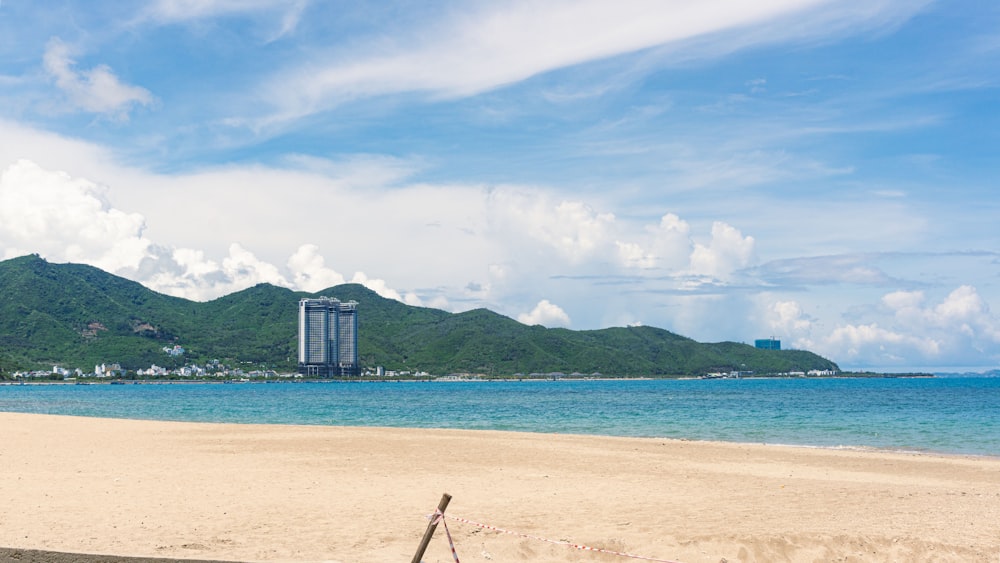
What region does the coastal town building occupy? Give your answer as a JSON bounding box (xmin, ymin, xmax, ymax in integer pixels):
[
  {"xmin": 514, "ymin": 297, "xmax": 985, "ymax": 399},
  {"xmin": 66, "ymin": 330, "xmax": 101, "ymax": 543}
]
[{"xmin": 298, "ymin": 297, "xmax": 359, "ymax": 377}]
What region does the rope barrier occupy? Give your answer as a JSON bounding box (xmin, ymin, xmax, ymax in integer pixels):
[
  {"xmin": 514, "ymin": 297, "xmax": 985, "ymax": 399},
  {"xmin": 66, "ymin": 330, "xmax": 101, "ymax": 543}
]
[
  {"xmin": 438, "ymin": 513, "xmax": 684, "ymax": 563},
  {"xmin": 430, "ymin": 511, "xmax": 461, "ymax": 563}
]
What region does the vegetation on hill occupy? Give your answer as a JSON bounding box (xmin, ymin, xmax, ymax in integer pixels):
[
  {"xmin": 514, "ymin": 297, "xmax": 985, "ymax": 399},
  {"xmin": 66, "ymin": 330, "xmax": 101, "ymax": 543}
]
[{"xmin": 0, "ymin": 255, "xmax": 840, "ymax": 377}]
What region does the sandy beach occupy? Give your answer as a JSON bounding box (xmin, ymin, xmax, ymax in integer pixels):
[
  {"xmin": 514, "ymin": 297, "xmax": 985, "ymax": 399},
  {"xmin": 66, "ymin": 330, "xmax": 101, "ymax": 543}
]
[{"xmin": 0, "ymin": 412, "xmax": 998, "ymax": 562}]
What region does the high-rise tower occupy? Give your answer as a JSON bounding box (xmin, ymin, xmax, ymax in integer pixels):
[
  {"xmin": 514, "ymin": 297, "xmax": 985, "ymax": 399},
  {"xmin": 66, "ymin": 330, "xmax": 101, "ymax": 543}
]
[{"xmin": 298, "ymin": 297, "xmax": 359, "ymax": 376}]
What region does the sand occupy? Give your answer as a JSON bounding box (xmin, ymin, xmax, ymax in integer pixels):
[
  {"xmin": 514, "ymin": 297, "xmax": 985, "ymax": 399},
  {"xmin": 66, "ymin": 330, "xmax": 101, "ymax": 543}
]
[{"xmin": 0, "ymin": 412, "xmax": 998, "ymax": 563}]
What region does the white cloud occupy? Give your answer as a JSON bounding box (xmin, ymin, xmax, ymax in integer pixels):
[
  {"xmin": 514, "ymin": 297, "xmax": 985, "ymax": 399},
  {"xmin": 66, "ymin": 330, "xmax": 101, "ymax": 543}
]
[
  {"xmin": 821, "ymin": 323, "xmax": 941, "ymax": 361},
  {"xmin": 689, "ymin": 221, "xmax": 756, "ymax": 279},
  {"xmin": 0, "ymin": 159, "xmax": 429, "ymax": 305},
  {"xmin": 616, "ymin": 213, "xmax": 693, "ymax": 270},
  {"xmin": 617, "ymin": 216, "xmax": 757, "ymax": 282},
  {"xmin": 755, "ymin": 254, "xmax": 897, "ymax": 287},
  {"xmin": 933, "ymin": 286, "xmax": 993, "ymax": 331},
  {"xmin": 616, "ymin": 241, "xmax": 656, "ymax": 269},
  {"xmin": 647, "ymin": 213, "xmax": 693, "ymax": 269},
  {"xmin": 0, "ymin": 119, "xmax": 122, "ymax": 182},
  {"xmin": 259, "ymin": 0, "xmax": 928, "ymax": 122},
  {"xmin": 807, "ymin": 285, "xmax": 1000, "ymax": 367},
  {"xmin": 879, "ymin": 286, "xmax": 1000, "ymax": 343},
  {"xmin": 486, "ymin": 187, "xmax": 616, "ymax": 264},
  {"xmin": 0, "ymin": 159, "xmax": 151, "ymax": 272},
  {"xmin": 144, "ymin": 0, "xmax": 296, "ymax": 19},
  {"xmin": 518, "ymin": 299, "xmax": 571, "ymax": 328},
  {"xmin": 548, "ymin": 201, "xmax": 615, "ymax": 260},
  {"xmin": 172, "ymin": 248, "xmax": 220, "ymax": 278},
  {"xmin": 882, "ymin": 289, "xmax": 923, "ymax": 308},
  {"xmin": 349, "ymin": 272, "xmax": 425, "ymax": 307},
  {"xmin": 746, "ymin": 78, "xmax": 767, "ymax": 94},
  {"xmin": 42, "ymin": 38, "xmax": 153, "ymax": 118},
  {"xmin": 140, "ymin": 0, "xmax": 308, "ymax": 41},
  {"xmin": 0, "ymin": 138, "xmax": 994, "ymax": 371},
  {"xmin": 287, "ymin": 244, "xmax": 346, "ymax": 292},
  {"xmin": 768, "ymin": 300, "xmax": 813, "ymax": 334},
  {"xmin": 221, "ymin": 243, "xmax": 287, "ymax": 287},
  {"xmin": 282, "ymin": 153, "xmax": 424, "ymax": 189},
  {"xmin": 144, "ymin": 243, "xmax": 293, "ymax": 300}
]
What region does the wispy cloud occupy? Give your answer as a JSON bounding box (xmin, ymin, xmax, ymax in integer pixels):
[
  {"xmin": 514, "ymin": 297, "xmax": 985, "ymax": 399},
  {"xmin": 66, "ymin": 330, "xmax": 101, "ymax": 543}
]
[
  {"xmin": 254, "ymin": 1, "xmax": 930, "ymax": 125},
  {"xmin": 145, "ymin": 0, "xmax": 301, "ymax": 18},
  {"xmin": 754, "ymin": 252, "xmax": 1000, "ymax": 291},
  {"xmin": 42, "ymin": 38, "xmax": 153, "ymax": 119},
  {"xmin": 753, "ymin": 254, "xmax": 902, "ymax": 288},
  {"xmin": 140, "ymin": 0, "xmax": 308, "ymax": 37}
]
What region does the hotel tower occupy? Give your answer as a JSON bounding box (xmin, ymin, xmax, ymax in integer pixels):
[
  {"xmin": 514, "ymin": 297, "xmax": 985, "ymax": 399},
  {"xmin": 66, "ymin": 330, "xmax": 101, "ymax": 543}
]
[{"xmin": 298, "ymin": 297, "xmax": 359, "ymax": 377}]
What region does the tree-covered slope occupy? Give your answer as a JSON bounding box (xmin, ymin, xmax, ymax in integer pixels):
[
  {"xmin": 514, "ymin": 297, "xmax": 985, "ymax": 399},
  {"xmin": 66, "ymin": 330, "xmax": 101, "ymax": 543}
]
[
  {"xmin": 0, "ymin": 254, "xmax": 199, "ymax": 369},
  {"xmin": 0, "ymin": 255, "xmax": 840, "ymax": 376}
]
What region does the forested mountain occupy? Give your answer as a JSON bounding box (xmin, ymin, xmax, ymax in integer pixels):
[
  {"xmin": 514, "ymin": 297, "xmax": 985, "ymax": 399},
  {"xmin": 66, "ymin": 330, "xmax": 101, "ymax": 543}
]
[{"xmin": 0, "ymin": 255, "xmax": 839, "ymax": 376}]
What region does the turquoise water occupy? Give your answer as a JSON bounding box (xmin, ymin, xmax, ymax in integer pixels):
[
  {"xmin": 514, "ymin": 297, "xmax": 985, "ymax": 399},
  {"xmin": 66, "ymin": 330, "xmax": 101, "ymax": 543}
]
[{"xmin": 1, "ymin": 377, "xmax": 998, "ymax": 456}]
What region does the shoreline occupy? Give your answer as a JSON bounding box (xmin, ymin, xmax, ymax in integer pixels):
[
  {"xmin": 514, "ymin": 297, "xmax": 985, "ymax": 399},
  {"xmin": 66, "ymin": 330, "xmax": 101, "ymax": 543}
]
[
  {"xmin": 1, "ymin": 410, "xmax": 994, "ymax": 460},
  {"xmin": 2, "ymin": 412, "xmax": 999, "ymax": 562},
  {"xmin": 0, "ymin": 371, "xmax": 941, "ymax": 386},
  {"xmin": 0, "ymin": 397, "xmax": 993, "ymax": 460}
]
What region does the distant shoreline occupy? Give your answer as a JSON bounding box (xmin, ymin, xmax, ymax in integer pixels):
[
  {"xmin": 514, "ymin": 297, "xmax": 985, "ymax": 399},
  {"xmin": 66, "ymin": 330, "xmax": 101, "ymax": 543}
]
[{"xmin": 1, "ymin": 371, "xmax": 936, "ymax": 385}]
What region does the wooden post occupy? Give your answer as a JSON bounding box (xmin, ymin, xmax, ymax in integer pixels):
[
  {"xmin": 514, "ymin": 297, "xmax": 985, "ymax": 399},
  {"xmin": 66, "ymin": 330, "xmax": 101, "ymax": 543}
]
[{"xmin": 411, "ymin": 493, "xmax": 452, "ymax": 563}]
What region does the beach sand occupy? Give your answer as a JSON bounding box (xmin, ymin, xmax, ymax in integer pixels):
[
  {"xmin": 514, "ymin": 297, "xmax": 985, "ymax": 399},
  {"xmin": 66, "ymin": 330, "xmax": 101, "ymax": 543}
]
[{"xmin": 0, "ymin": 412, "xmax": 998, "ymax": 563}]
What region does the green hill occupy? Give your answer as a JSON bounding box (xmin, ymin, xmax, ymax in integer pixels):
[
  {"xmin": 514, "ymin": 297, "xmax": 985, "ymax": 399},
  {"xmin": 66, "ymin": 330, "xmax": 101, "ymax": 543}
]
[{"xmin": 0, "ymin": 255, "xmax": 839, "ymax": 376}]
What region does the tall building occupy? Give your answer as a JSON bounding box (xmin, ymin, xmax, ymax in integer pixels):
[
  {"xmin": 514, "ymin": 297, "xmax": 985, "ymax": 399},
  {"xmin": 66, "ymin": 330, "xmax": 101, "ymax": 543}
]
[
  {"xmin": 298, "ymin": 297, "xmax": 359, "ymax": 376},
  {"xmin": 755, "ymin": 338, "xmax": 781, "ymax": 350}
]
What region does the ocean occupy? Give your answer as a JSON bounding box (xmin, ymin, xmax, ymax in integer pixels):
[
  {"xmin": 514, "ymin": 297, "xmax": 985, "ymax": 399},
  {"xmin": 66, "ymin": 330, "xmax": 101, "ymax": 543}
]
[{"xmin": 1, "ymin": 376, "xmax": 998, "ymax": 457}]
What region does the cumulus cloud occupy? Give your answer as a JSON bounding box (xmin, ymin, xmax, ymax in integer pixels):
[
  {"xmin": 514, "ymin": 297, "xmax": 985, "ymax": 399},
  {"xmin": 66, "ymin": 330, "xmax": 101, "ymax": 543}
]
[
  {"xmin": 768, "ymin": 300, "xmax": 813, "ymax": 335},
  {"xmin": 0, "ymin": 159, "xmax": 151, "ymax": 271},
  {"xmin": 806, "ymin": 285, "xmax": 1000, "ymax": 367},
  {"xmin": 0, "ymin": 159, "xmax": 424, "ymax": 305},
  {"xmin": 689, "ymin": 221, "xmax": 756, "ymax": 279},
  {"xmin": 144, "ymin": 243, "xmax": 292, "ymax": 301},
  {"xmin": 43, "ymin": 38, "xmax": 153, "ymax": 118},
  {"xmin": 350, "ymin": 272, "xmax": 425, "ymax": 307},
  {"xmin": 518, "ymin": 299, "xmax": 572, "ymax": 328},
  {"xmin": 616, "ymin": 240, "xmax": 656, "ymax": 269},
  {"xmin": 221, "ymin": 243, "xmax": 287, "ymax": 286},
  {"xmin": 616, "ymin": 213, "xmax": 694, "ymax": 271},
  {"xmin": 487, "ymin": 187, "xmax": 616, "ymax": 264},
  {"xmin": 616, "ymin": 214, "xmax": 757, "ymax": 284},
  {"xmin": 883, "ymin": 286, "xmax": 1000, "ymax": 343},
  {"xmin": 287, "ymin": 244, "xmax": 346, "ymax": 292},
  {"xmin": 5, "ymin": 153, "xmax": 993, "ymax": 370},
  {"xmin": 490, "ymin": 199, "xmax": 747, "ymax": 305},
  {"xmin": 821, "ymin": 323, "xmax": 941, "ymax": 362},
  {"xmin": 648, "ymin": 213, "xmax": 694, "ymax": 269},
  {"xmin": 933, "ymin": 286, "xmax": 997, "ymax": 335}
]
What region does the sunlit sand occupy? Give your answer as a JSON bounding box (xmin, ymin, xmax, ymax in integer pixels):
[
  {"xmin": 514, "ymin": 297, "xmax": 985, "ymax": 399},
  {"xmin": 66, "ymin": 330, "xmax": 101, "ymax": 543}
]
[{"xmin": 1, "ymin": 412, "xmax": 998, "ymax": 562}]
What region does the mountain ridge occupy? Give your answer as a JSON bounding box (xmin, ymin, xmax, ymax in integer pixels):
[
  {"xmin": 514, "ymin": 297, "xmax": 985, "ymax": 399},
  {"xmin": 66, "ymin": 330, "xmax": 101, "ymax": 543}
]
[{"xmin": 0, "ymin": 254, "xmax": 840, "ymax": 376}]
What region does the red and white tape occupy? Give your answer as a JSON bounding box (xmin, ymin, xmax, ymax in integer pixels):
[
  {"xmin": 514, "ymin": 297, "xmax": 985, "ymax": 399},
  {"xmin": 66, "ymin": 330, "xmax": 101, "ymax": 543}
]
[{"xmin": 430, "ymin": 511, "xmax": 461, "ymax": 563}]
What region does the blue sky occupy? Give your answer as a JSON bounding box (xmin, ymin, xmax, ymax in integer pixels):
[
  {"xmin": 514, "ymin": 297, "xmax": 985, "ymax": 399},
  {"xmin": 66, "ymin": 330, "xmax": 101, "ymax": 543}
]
[{"xmin": 1, "ymin": 0, "xmax": 998, "ymax": 372}]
